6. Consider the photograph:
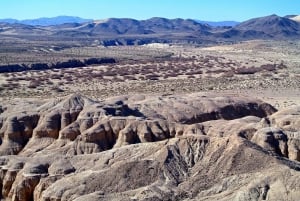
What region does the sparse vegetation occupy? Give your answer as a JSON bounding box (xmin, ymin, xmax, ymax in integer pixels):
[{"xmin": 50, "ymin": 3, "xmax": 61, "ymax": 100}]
[{"xmin": 0, "ymin": 40, "xmax": 298, "ymax": 105}]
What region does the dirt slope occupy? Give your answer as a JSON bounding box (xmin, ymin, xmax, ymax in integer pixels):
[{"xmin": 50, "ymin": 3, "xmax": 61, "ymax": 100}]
[{"xmin": 0, "ymin": 93, "xmax": 299, "ymax": 201}]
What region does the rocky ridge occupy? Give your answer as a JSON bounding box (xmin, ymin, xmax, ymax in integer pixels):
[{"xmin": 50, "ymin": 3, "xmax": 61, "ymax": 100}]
[{"xmin": 0, "ymin": 93, "xmax": 299, "ymax": 201}]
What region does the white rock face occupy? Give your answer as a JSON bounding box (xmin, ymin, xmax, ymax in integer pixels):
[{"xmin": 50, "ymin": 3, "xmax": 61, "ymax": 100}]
[{"xmin": 290, "ymin": 15, "xmax": 300, "ymax": 23}]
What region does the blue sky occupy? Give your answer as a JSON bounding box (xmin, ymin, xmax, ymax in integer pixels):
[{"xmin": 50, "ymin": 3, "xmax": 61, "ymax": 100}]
[{"xmin": 1, "ymin": 0, "xmax": 299, "ymax": 21}]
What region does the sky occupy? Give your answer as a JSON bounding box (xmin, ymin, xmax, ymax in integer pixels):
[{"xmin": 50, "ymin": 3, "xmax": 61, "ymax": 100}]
[{"xmin": 0, "ymin": 0, "xmax": 300, "ymax": 21}]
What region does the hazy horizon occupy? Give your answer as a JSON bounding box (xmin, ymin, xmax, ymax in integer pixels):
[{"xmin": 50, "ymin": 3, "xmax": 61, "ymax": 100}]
[
  {"xmin": 0, "ymin": 14, "xmax": 295, "ymax": 22},
  {"xmin": 1, "ymin": 0, "xmax": 299, "ymax": 22}
]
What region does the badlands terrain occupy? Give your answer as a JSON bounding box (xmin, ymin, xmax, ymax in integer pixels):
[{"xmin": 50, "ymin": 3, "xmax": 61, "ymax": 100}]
[{"xmin": 0, "ymin": 14, "xmax": 300, "ymax": 201}]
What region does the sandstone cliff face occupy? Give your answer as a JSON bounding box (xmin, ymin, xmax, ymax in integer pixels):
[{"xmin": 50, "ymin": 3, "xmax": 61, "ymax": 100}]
[{"xmin": 0, "ymin": 93, "xmax": 299, "ymax": 201}]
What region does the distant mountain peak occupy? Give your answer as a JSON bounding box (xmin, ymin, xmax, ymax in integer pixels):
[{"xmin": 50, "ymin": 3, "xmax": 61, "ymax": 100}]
[
  {"xmin": 0, "ymin": 16, "xmax": 93, "ymax": 26},
  {"xmin": 0, "ymin": 15, "xmax": 299, "ymax": 41},
  {"xmin": 194, "ymin": 20, "xmax": 240, "ymax": 27},
  {"xmin": 236, "ymin": 14, "xmax": 300, "ymax": 37}
]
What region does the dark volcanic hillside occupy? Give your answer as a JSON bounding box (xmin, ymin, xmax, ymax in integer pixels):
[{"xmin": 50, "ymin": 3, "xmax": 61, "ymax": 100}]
[
  {"xmin": 0, "ymin": 22, "xmax": 51, "ymax": 35},
  {"xmin": 75, "ymin": 18, "xmax": 153, "ymax": 35},
  {"xmin": 236, "ymin": 14, "xmax": 300, "ymax": 37},
  {"xmin": 0, "ymin": 16, "xmax": 92, "ymax": 26},
  {"xmin": 140, "ymin": 17, "xmax": 211, "ymax": 33},
  {"xmin": 52, "ymin": 17, "xmax": 211, "ymax": 36},
  {"xmin": 0, "ymin": 15, "xmax": 300, "ymax": 45}
]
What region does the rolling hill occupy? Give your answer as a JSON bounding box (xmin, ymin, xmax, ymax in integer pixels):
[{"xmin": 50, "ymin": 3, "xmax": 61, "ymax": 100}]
[
  {"xmin": 0, "ymin": 16, "xmax": 92, "ymax": 26},
  {"xmin": 235, "ymin": 14, "xmax": 300, "ymax": 37},
  {"xmin": 0, "ymin": 14, "xmax": 299, "ymax": 45}
]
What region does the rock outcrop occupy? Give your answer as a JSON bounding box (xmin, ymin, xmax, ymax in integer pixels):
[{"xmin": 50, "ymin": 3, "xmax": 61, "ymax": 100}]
[
  {"xmin": 0, "ymin": 93, "xmax": 299, "ymax": 201},
  {"xmin": 0, "ymin": 57, "xmax": 116, "ymax": 73}
]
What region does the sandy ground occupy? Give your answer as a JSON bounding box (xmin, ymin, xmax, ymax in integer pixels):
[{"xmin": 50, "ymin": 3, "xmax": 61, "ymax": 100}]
[
  {"xmin": 0, "ymin": 40, "xmax": 299, "ymax": 110},
  {"xmin": 212, "ymin": 88, "xmax": 300, "ymax": 110}
]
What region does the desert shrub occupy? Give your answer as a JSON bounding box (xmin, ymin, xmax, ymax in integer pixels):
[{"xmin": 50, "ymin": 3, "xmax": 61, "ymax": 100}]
[
  {"xmin": 123, "ymin": 75, "xmax": 137, "ymax": 80},
  {"xmin": 202, "ymin": 58, "xmax": 210, "ymax": 63},
  {"xmin": 52, "ymin": 59, "xmax": 84, "ymax": 69},
  {"xmin": 3, "ymin": 81, "xmax": 20, "ymax": 90},
  {"xmin": 16, "ymin": 77, "xmax": 26, "ymax": 81},
  {"xmin": 138, "ymin": 76, "xmax": 145, "ymax": 80},
  {"xmin": 163, "ymin": 74, "xmax": 169, "ymax": 79},
  {"xmin": 235, "ymin": 67, "xmax": 260, "ymax": 75},
  {"xmin": 30, "ymin": 63, "xmax": 49, "ymax": 70},
  {"xmin": 277, "ymin": 62, "xmax": 287, "ymax": 69},
  {"xmin": 260, "ymin": 72, "xmax": 273, "ymax": 77},
  {"xmin": 84, "ymin": 57, "xmax": 116, "ymax": 65},
  {"xmin": 6, "ymin": 77, "xmax": 19, "ymax": 82},
  {"xmin": 128, "ymin": 69, "xmax": 140, "ymax": 75},
  {"xmin": 260, "ymin": 64, "xmax": 276, "ymax": 71},
  {"xmin": 51, "ymin": 86, "xmax": 64, "ymax": 92},
  {"xmin": 166, "ymin": 73, "xmax": 179, "ymax": 77},
  {"xmin": 24, "ymin": 77, "xmax": 32, "ymax": 81},
  {"xmin": 50, "ymin": 74, "xmax": 62, "ymax": 80},
  {"xmin": 90, "ymin": 73, "xmax": 103, "ymax": 79},
  {"xmin": 103, "ymin": 71, "xmax": 116, "ymax": 77},
  {"xmin": 46, "ymin": 81, "xmax": 54, "ymax": 85},
  {"xmin": 84, "ymin": 69, "xmax": 94, "ymax": 74},
  {"xmin": 28, "ymin": 81, "xmax": 40, "ymax": 88},
  {"xmin": 118, "ymin": 71, "xmax": 130, "ymax": 76},
  {"xmin": 222, "ymin": 71, "xmax": 235, "ymax": 78},
  {"xmin": 64, "ymin": 76, "xmax": 73, "ymax": 82},
  {"xmin": 196, "ymin": 70, "xmax": 203, "ymax": 74},
  {"xmin": 112, "ymin": 77, "xmax": 123, "ymax": 82},
  {"xmin": 278, "ymin": 73, "xmax": 289, "ymax": 78},
  {"xmin": 206, "ymin": 69, "xmax": 227, "ymax": 74},
  {"xmin": 64, "ymin": 81, "xmax": 73, "ymax": 84},
  {"xmin": 205, "ymin": 63, "xmax": 214, "ymax": 68},
  {"xmin": 145, "ymin": 74, "xmax": 160, "ymax": 80},
  {"xmin": 1, "ymin": 84, "xmax": 15, "ymax": 90},
  {"xmin": 185, "ymin": 71, "xmax": 196, "ymax": 75},
  {"xmin": 62, "ymin": 70, "xmax": 74, "ymax": 74},
  {"xmin": 1, "ymin": 83, "xmax": 10, "ymax": 88}
]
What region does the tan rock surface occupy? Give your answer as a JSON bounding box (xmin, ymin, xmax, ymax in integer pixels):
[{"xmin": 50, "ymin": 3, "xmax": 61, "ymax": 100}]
[{"xmin": 0, "ymin": 93, "xmax": 299, "ymax": 201}]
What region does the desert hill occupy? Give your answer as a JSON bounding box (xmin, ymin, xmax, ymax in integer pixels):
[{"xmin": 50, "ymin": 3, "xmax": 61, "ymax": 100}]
[
  {"xmin": 0, "ymin": 16, "xmax": 92, "ymax": 26},
  {"xmin": 0, "ymin": 93, "xmax": 300, "ymax": 200},
  {"xmin": 51, "ymin": 17, "xmax": 211, "ymax": 36},
  {"xmin": 0, "ymin": 22, "xmax": 51, "ymax": 35},
  {"xmin": 0, "ymin": 15, "xmax": 300, "ymax": 44},
  {"xmin": 236, "ymin": 14, "xmax": 300, "ymax": 37}
]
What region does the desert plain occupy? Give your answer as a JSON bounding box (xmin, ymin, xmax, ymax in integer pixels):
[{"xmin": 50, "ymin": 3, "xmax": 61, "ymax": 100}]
[
  {"xmin": 1, "ymin": 40, "xmax": 299, "ymax": 109},
  {"xmin": 0, "ymin": 15, "xmax": 300, "ymax": 201}
]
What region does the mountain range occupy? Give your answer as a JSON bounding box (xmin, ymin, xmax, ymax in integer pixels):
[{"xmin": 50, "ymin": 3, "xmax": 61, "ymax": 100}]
[
  {"xmin": 0, "ymin": 16, "xmax": 92, "ymax": 26},
  {"xmin": 194, "ymin": 20, "xmax": 240, "ymax": 27},
  {"xmin": 0, "ymin": 16, "xmax": 240, "ymax": 27},
  {"xmin": 0, "ymin": 14, "xmax": 299, "ymax": 45}
]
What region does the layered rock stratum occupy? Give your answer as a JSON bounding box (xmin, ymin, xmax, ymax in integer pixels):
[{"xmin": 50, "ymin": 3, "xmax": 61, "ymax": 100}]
[{"xmin": 0, "ymin": 93, "xmax": 299, "ymax": 201}]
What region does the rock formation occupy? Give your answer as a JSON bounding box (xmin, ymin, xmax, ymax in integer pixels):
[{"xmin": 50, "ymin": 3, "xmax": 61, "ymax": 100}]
[
  {"xmin": 0, "ymin": 57, "xmax": 116, "ymax": 73},
  {"xmin": 0, "ymin": 93, "xmax": 299, "ymax": 201}
]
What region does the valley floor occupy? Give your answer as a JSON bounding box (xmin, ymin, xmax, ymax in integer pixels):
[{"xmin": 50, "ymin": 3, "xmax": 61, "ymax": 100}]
[
  {"xmin": 1, "ymin": 40, "xmax": 299, "ymax": 110},
  {"xmin": 0, "ymin": 40, "xmax": 300, "ymax": 201}
]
